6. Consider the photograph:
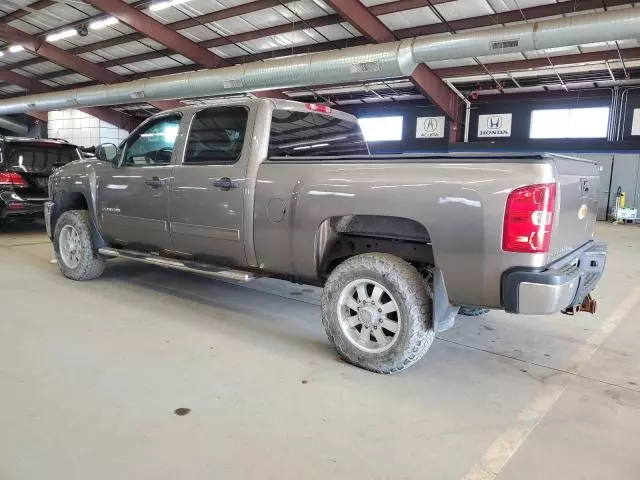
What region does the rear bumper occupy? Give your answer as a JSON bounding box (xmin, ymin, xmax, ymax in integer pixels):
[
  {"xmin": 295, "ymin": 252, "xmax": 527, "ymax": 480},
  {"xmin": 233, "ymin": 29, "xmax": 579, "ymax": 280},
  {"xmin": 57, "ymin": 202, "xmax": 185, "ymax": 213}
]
[
  {"xmin": 502, "ymin": 241, "xmax": 607, "ymax": 315},
  {"xmin": 0, "ymin": 191, "xmax": 47, "ymax": 220},
  {"xmin": 44, "ymin": 201, "xmax": 54, "ymax": 239}
]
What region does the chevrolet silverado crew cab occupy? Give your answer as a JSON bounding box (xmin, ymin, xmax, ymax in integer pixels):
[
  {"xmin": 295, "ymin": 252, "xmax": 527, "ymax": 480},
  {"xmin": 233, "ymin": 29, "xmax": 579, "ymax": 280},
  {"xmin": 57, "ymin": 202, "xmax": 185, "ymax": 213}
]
[
  {"xmin": 44, "ymin": 99, "xmax": 607, "ymax": 373},
  {"xmin": 0, "ymin": 136, "xmax": 81, "ymax": 223}
]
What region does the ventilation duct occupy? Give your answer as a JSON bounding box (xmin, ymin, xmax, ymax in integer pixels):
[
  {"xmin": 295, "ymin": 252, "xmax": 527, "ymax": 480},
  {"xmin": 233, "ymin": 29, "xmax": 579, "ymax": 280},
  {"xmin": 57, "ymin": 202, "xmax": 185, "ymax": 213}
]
[
  {"xmin": 0, "ymin": 116, "xmax": 29, "ymax": 135},
  {"xmin": 0, "ymin": 8, "xmax": 638, "ymax": 115}
]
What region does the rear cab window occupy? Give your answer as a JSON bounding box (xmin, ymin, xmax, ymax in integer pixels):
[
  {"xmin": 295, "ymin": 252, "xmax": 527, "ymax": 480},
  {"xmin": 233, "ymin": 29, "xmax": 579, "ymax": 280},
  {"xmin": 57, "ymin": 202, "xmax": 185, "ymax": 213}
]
[{"xmin": 268, "ymin": 108, "xmax": 369, "ymax": 158}]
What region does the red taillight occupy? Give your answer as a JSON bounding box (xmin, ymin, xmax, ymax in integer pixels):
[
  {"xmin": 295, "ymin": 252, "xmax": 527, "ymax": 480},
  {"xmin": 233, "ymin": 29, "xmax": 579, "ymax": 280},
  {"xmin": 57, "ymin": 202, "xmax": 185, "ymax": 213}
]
[
  {"xmin": 503, "ymin": 183, "xmax": 557, "ymax": 253},
  {"xmin": 0, "ymin": 172, "xmax": 28, "ymax": 187}
]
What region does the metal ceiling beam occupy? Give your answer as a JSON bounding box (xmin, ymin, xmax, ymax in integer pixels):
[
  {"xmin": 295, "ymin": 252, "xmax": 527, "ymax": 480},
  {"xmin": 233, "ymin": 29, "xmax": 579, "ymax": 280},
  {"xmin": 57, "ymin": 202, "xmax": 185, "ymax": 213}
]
[
  {"xmin": 19, "ymin": 43, "xmax": 640, "ymax": 99},
  {"xmin": 325, "ymin": 0, "xmax": 461, "ymax": 135},
  {"xmin": 0, "ymin": 62, "xmax": 140, "ymax": 130},
  {"xmin": 435, "ymin": 48, "xmax": 640, "ymax": 78},
  {"xmin": 369, "ymin": 0, "xmax": 452, "ymax": 16},
  {"xmin": 0, "ymin": 0, "xmax": 55, "ymax": 24},
  {"xmin": 5, "ymin": 0, "xmax": 456, "ymax": 73},
  {"xmin": 0, "ymin": 23, "xmax": 180, "ymax": 111},
  {"xmin": 16, "ymin": 0, "xmax": 633, "ymax": 88},
  {"xmin": 0, "ymin": 0, "xmax": 634, "ymax": 107},
  {"xmin": 83, "ymin": 0, "xmax": 231, "ymax": 69},
  {"xmin": 25, "ymin": 15, "xmax": 343, "ymax": 83},
  {"xmin": 1, "ymin": 7, "xmax": 639, "ymax": 116},
  {"xmin": 2, "ymin": 0, "xmax": 294, "ymax": 70},
  {"xmin": 257, "ymin": 47, "xmax": 640, "ymax": 98},
  {"xmin": 326, "ymin": 1, "xmax": 395, "ymax": 43},
  {"xmin": 0, "ymin": 69, "xmax": 47, "ymax": 122},
  {"xmin": 396, "ymin": 0, "xmax": 632, "ymax": 37},
  {"xmin": 0, "ymin": 24, "xmax": 122, "ymax": 81},
  {"xmin": 81, "ymin": 0, "xmax": 287, "ymax": 99}
]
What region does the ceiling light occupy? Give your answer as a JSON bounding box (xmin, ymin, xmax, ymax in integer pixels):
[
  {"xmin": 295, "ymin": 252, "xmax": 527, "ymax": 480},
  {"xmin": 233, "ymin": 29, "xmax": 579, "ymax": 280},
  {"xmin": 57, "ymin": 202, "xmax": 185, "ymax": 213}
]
[
  {"xmin": 46, "ymin": 28, "xmax": 78, "ymax": 42},
  {"xmin": 89, "ymin": 17, "xmax": 119, "ymax": 30},
  {"xmin": 8, "ymin": 45, "xmax": 24, "ymax": 53},
  {"xmin": 0, "ymin": 51, "xmax": 4, "ymax": 57},
  {"xmin": 149, "ymin": 0, "xmax": 190, "ymax": 12}
]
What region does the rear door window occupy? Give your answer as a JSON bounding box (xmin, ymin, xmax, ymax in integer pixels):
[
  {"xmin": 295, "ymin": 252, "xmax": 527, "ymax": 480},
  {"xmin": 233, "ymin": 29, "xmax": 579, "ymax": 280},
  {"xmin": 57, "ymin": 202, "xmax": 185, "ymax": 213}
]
[
  {"xmin": 268, "ymin": 109, "xmax": 369, "ymax": 158},
  {"xmin": 183, "ymin": 107, "xmax": 249, "ymax": 165}
]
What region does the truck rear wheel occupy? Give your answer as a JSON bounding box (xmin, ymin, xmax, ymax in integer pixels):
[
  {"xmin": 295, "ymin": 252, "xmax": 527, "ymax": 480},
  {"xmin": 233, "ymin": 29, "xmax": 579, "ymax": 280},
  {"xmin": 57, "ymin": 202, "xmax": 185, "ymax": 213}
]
[
  {"xmin": 321, "ymin": 253, "xmax": 434, "ymax": 374},
  {"xmin": 53, "ymin": 210, "xmax": 106, "ymax": 281}
]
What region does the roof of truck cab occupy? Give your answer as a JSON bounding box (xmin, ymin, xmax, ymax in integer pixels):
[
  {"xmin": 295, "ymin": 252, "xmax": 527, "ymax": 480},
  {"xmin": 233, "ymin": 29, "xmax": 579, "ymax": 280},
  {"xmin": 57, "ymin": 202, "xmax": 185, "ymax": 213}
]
[{"xmin": 150, "ymin": 98, "xmax": 358, "ymax": 123}]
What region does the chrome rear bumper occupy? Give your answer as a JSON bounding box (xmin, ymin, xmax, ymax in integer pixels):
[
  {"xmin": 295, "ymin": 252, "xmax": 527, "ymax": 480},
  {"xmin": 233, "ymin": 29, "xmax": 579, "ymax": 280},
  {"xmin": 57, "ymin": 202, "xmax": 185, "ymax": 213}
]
[{"xmin": 503, "ymin": 241, "xmax": 607, "ymax": 315}]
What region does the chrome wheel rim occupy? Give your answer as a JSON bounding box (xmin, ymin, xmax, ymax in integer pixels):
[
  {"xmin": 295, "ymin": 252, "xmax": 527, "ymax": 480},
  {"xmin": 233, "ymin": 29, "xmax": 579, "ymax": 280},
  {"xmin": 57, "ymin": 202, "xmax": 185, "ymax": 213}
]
[
  {"xmin": 337, "ymin": 279, "xmax": 401, "ymax": 353},
  {"xmin": 59, "ymin": 224, "xmax": 82, "ymax": 269}
]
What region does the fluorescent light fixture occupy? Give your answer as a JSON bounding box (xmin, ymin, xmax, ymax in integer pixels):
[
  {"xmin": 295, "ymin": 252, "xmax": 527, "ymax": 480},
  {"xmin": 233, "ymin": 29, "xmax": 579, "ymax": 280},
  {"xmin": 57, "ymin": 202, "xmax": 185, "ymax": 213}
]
[
  {"xmin": 46, "ymin": 28, "xmax": 77, "ymax": 42},
  {"xmin": 311, "ymin": 143, "xmax": 329, "ymax": 148},
  {"xmin": 89, "ymin": 17, "xmax": 119, "ymax": 30},
  {"xmin": 8, "ymin": 45, "xmax": 24, "ymax": 53},
  {"xmin": 0, "ymin": 51, "xmax": 4, "ymax": 57},
  {"xmin": 149, "ymin": 0, "xmax": 190, "ymax": 12}
]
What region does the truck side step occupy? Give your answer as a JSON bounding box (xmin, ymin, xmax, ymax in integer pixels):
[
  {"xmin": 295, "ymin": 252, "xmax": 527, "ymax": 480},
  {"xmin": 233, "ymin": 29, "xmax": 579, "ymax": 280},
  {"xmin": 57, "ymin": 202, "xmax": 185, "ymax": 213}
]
[{"xmin": 98, "ymin": 247, "xmax": 258, "ymax": 283}]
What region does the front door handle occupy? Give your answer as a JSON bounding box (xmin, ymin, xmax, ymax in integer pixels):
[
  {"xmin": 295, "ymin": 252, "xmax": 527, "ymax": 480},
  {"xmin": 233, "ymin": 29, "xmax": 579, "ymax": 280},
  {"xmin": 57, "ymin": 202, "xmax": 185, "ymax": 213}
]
[
  {"xmin": 145, "ymin": 176, "xmax": 165, "ymax": 188},
  {"xmin": 213, "ymin": 177, "xmax": 240, "ymax": 191}
]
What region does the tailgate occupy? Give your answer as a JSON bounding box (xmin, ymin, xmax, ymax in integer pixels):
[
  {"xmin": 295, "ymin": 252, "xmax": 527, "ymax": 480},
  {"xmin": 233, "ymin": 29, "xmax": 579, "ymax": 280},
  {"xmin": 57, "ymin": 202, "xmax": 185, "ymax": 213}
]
[{"xmin": 548, "ymin": 154, "xmax": 600, "ymax": 262}]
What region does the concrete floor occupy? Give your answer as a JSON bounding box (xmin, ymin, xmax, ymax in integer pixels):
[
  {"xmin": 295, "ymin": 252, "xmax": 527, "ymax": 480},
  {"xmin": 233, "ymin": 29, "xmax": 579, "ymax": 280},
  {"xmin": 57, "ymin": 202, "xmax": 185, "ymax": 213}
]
[{"xmin": 1, "ymin": 221, "xmax": 639, "ymax": 480}]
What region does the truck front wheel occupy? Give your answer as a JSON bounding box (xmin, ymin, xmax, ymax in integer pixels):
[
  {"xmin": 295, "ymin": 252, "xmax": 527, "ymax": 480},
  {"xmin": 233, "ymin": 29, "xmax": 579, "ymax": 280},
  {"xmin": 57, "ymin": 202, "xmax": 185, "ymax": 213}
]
[
  {"xmin": 53, "ymin": 210, "xmax": 106, "ymax": 281},
  {"xmin": 321, "ymin": 253, "xmax": 434, "ymax": 374}
]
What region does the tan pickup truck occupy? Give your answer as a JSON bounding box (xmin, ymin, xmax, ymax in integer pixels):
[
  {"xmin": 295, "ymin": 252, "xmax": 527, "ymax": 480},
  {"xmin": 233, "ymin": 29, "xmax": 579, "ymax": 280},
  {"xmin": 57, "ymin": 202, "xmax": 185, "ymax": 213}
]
[{"xmin": 44, "ymin": 98, "xmax": 607, "ymax": 373}]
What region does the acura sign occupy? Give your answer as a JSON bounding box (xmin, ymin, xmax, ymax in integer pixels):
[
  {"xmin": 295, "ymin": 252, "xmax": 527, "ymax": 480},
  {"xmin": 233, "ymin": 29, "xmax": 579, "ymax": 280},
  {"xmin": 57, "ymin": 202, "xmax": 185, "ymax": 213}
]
[
  {"xmin": 416, "ymin": 116, "xmax": 445, "ymax": 138},
  {"xmin": 478, "ymin": 113, "xmax": 512, "ymax": 137}
]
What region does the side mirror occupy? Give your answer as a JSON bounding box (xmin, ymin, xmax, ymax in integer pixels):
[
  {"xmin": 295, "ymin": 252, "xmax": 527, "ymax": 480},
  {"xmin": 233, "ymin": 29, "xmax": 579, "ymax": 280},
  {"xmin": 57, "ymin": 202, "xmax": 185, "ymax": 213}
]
[{"xmin": 95, "ymin": 143, "xmax": 118, "ymax": 164}]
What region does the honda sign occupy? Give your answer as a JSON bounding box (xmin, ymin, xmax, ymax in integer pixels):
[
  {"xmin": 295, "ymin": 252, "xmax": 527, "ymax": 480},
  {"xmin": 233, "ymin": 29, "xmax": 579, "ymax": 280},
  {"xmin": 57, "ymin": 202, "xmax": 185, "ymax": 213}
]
[{"xmin": 478, "ymin": 113, "xmax": 512, "ymax": 138}]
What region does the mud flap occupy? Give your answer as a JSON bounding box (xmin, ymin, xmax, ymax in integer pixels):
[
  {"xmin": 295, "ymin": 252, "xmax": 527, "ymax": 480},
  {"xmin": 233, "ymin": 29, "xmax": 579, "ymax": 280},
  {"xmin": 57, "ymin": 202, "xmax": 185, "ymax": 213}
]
[{"xmin": 432, "ymin": 267, "xmax": 459, "ymax": 333}]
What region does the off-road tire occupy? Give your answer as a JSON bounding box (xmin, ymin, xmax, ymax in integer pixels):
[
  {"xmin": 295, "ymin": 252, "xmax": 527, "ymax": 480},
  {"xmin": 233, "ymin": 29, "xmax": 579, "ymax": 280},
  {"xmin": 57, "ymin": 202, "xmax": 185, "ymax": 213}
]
[
  {"xmin": 322, "ymin": 253, "xmax": 434, "ymax": 374},
  {"xmin": 53, "ymin": 210, "xmax": 106, "ymax": 281},
  {"xmin": 458, "ymin": 307, "xmax": 490, "ymax": 317}
]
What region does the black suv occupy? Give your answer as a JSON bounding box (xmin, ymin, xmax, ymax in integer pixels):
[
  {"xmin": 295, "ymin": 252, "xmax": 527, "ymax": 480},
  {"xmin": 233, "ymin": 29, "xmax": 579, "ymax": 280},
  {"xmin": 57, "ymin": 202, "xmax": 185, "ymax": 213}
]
[{"xmin": 0, "ymin": 137, "xmax": 81, "ymax": 222}]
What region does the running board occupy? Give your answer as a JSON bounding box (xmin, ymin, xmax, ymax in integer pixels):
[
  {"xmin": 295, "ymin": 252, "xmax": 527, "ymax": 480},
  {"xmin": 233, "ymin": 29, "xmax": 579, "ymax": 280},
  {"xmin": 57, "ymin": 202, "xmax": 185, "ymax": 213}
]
[{"xmin": 98, "ymin": 247, "xmax": 258, "ymax": 282}]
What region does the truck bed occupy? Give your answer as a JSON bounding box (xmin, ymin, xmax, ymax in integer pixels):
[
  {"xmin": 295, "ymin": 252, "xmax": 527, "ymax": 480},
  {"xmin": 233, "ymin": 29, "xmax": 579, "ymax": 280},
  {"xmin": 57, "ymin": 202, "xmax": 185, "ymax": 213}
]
[{"xmin": 253, "ymin": 153, "xmax": 599, "ymax": 309}]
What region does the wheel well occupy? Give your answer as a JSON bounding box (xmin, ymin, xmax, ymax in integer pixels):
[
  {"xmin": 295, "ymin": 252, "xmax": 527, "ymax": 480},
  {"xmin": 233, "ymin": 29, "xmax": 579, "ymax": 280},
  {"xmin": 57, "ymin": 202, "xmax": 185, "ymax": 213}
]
[
  {"xmin": 316, "ymin": 215, "xmax": 434, "ymax": 278},
  {"xmin": 52, "ymin": 191, "xmax": 89, "ymax": 232}
]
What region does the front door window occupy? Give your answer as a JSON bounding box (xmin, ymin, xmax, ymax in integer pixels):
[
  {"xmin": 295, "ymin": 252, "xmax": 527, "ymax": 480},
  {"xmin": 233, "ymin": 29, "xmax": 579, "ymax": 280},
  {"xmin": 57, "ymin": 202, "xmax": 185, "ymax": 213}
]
[{"xmin": 122, "ymin": 116, "xmax": 181, "ymax": 166}]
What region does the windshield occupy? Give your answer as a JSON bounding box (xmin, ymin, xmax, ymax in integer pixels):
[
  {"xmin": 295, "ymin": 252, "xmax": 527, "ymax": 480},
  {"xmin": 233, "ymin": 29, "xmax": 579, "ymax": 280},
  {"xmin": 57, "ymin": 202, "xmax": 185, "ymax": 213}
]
[
  {"xmin": 268, "ymin": 109, "xmax": 369, "ymax": 158},
  {"xmin": 2, "ymin": 143, "xmax": 80, "ymax": 173}
]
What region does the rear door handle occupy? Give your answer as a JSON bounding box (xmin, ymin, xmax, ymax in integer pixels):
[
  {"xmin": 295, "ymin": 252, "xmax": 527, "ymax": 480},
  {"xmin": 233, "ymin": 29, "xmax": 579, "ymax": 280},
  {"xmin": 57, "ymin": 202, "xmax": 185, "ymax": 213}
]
[
  {"xmin": 213, "ymin": 177, "xmax": 240, "ymax": 191},
  {"xmin": 145, "ymin": 176, "xmax": 165, "ymax": 188}
]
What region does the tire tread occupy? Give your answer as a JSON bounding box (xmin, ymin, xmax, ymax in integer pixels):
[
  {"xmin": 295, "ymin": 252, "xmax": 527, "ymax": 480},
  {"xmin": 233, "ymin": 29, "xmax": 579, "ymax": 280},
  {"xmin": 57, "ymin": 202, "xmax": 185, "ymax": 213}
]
[
  {"xmin": 321, "ymin": 253, "xmax": 434, "ymax": 374},
  {"xmin": 53, "ymin": 210, "xmax": 106, "ymax": 281}
]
